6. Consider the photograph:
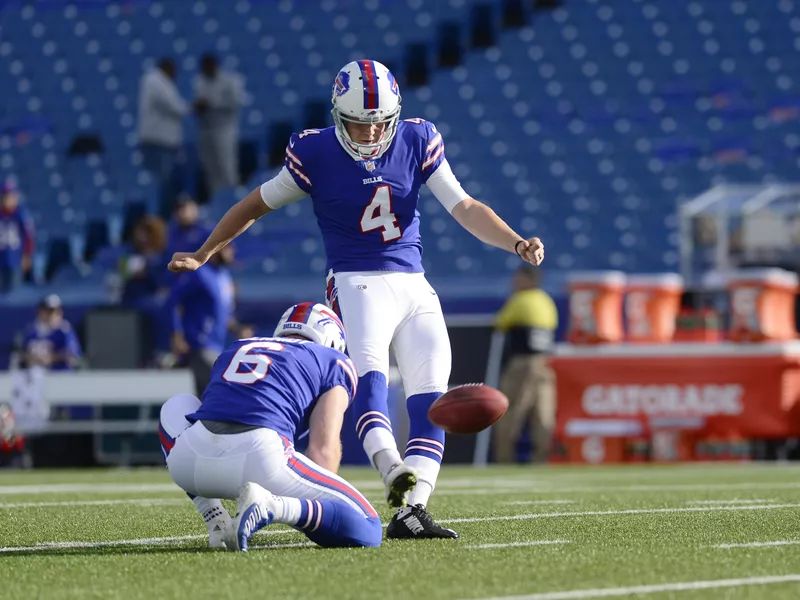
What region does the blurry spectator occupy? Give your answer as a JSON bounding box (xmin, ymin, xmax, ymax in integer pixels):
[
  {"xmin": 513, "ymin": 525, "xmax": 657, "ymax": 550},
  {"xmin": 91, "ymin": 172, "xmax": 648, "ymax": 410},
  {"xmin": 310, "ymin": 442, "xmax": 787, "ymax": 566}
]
[
  {"xmin": 228, "ymin": 279, "xmax": 256, "ymax": 341},
  {"xmin": 167, "ymin": 193, "xmax": 211, "ymax": 257},
  {"xmin": 0, "ymin": 177, "xmax": 34, "ymax": 294},
  {"xmin": 21, "ymin": 294, "xmax": 82, "ymax": 372},
  {"xmin": 138, "ymin": 58, "xmax": 189, "ymax": 219},
  {"xmin": 19, "ymin": 294, "xmax": 86, "ymax": 421},
  {"xmin": 120, "ymin": 214, "xmax": 169, "ymax": 305},
  {"xmin": 168, "ymin": 244, "xmax": 236, "ymax": 395},
  {"xmin": 491, "ymin": 265, "xmax": 558, "ymax": 464},
  {"xmin": 115, "ymin": 214, "xmax": 173, "ymax": 360},
  {"xmin": 0, "ymin": 403, "xmax": 27, "ymax": 469},
  {"xmin": 237, "ymin": 323, "xmax": 256, "ymax": 339},
  {"xmin": 193, "ymin": 53, "xmax": 245, "ymax": 197}
]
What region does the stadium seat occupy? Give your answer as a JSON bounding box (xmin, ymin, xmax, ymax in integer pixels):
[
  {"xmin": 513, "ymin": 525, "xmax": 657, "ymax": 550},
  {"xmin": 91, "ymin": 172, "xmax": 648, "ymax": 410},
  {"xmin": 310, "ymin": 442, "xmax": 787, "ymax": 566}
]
[
  {"xmin": 45, "ymin": 238, "xmax": 72, "ymax": 282},
  {"xmin": 2, "ymin": 0, "xmax": 798, "ymax": 288},
  {"xmin": 84, "ymin": 218, "xmax": 110, "ymax": 262}
]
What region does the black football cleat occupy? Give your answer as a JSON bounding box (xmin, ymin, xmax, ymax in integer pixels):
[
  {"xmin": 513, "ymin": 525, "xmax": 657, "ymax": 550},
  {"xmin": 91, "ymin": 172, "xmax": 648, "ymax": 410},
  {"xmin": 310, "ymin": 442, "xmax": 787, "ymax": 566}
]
[{"xmin": 386, "ymin": 504, "xmax": 459, "ymax": 539}]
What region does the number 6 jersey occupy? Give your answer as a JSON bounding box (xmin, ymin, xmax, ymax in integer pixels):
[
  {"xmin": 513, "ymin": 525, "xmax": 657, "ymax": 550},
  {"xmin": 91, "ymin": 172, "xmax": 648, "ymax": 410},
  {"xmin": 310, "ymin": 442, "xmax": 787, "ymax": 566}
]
[
  {"xmin": 272, "ymin": 119, "xmax": 448, "ymax": 274},
  {"xmin": 187, "ymin": 337, "xmax": 358, "ymax": 443}
]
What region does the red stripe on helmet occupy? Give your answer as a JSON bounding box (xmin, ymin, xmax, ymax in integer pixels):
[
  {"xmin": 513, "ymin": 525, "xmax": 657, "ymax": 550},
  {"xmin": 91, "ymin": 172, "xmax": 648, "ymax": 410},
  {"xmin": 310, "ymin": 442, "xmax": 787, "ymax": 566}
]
[
  {"xmin": 360, "ymin": 60, "xmax": 378, "ymax": 110},
  {"xmin": 288, "ymin": 302, "xmax": 314, "ymax": 324}
]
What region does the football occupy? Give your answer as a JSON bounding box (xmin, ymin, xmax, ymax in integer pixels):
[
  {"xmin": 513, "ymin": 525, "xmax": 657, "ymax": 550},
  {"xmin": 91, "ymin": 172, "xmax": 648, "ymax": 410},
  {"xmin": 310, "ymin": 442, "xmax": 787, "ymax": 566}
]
[{"xmin": 428, "ymin": 384, "xmax": 509, "ymax": 435}]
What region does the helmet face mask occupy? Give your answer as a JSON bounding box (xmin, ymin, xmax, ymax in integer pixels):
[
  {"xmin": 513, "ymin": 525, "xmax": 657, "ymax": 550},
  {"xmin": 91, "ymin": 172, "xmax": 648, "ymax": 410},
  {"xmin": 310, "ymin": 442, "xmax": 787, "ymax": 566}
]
[{"xmin": 331, "ymin": 60, "xmax": 402, "ymax": 161}]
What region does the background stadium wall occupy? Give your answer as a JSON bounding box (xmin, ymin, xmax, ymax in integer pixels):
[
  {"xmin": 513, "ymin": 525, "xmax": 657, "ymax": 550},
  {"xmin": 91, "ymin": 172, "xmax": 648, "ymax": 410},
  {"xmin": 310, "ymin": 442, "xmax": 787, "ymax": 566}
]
[{"xmin": 4, "ymin": 318, "xmax": 509, "ymax": 467}]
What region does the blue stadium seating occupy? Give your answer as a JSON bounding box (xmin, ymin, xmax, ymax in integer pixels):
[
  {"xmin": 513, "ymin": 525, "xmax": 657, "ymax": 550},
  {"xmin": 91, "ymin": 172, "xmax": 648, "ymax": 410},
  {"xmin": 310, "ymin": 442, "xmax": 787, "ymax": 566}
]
[{"xmin": 1, "ymin": 0, "xmax": 799, "ymax": 294}]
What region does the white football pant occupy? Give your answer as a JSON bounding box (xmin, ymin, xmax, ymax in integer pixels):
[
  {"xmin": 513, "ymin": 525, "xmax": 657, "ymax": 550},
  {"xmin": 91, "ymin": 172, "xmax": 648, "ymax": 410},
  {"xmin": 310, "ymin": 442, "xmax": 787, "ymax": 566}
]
[
  {"xmin": 327, "ymin": 270, "xmax": 452, "ymax": 395},
  {"xmin": 160, "ymin": 395, "xmax": 377, "ymax": 518}
]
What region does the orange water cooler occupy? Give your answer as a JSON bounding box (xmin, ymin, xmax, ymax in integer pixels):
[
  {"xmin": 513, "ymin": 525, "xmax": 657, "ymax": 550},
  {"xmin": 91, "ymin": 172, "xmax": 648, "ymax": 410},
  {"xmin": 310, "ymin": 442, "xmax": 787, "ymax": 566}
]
[
  {"xmin": 727, "ymin": 268, "xmax": 798, "ymax": 342},
  {"xmin": 566, "ymin": 271, "xmax": 626, "ymax": 345},
  {"xmin": 624, "ymin": 273, "xmax": 684, "ymax": 343}
]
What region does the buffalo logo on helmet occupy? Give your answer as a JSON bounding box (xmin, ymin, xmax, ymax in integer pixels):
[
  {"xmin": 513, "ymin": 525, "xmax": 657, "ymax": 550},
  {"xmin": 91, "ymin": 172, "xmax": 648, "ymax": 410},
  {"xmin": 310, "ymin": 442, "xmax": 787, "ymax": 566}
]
[
  {"xmin": 386, "ymin": 70, "xmax": 399, "ymax": 96},
  {"xmin": 334, "ymin": 71, "xmax": 350, "ymax": 97}
]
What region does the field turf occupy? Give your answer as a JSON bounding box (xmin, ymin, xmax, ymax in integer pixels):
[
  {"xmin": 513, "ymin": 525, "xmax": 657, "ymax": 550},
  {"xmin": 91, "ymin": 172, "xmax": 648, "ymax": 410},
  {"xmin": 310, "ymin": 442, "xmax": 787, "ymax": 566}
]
[{"xmin": 2, "ymin": 464, "xmax": 800, "ymax": 599}]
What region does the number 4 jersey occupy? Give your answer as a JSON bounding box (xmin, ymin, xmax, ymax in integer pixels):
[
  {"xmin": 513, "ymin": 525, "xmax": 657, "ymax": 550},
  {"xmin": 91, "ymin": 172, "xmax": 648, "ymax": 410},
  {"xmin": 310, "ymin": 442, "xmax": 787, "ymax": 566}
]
[
  {"xmin": 187, "ymin": 337, "xmax": 358, "ymax": 442},
  {"xmin": 268, "ymin": 119, "xmax": 453, "ymax": 274}
]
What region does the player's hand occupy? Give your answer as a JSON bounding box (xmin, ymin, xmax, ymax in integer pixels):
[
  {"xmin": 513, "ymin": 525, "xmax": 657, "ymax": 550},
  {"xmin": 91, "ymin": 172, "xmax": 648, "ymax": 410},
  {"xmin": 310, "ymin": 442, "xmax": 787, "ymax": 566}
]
[
  {"xmin": 171, "ymin": 332, "xmax": 190, "ymax": 356},
  {"xmin": 238, "ymin": 324, "xmax": 256, "ymax": 339},
  {"xmin": 168, "ymin": 252, "xmax": 206, "ymax": 272},
  {"xmin": 515, "ymin": 237, "xmax": 545, "ymax": 266},
  {"xmin": 29, "ymin": 349, "xmax": 52, "ymax": 367}
]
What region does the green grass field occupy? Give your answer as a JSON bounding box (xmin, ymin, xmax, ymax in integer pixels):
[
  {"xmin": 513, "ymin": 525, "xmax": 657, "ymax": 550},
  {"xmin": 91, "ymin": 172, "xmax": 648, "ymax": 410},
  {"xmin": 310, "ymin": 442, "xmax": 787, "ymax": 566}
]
[{"xmin": 2, "ymin": 464, "xmax": 800, "ymax": 599}]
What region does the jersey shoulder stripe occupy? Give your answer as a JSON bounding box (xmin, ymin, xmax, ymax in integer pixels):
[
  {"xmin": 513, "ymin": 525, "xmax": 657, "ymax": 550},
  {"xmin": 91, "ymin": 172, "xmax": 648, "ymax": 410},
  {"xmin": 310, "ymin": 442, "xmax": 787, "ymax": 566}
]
[
  {"xmin": 401, "ymin": 118, "xmax": 446, "ymax": 176},
  {"xmin": 283, "ymin": 127, "xmax": 336, "ymax": 193}
]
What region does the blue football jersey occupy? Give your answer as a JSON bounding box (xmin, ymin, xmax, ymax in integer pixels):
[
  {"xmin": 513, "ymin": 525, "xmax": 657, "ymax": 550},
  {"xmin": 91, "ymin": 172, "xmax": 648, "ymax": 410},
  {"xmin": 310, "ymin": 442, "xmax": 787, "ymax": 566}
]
[
  {"xmin": 22, "ymin": 321, "xmax": 82, "ymax": 371},
  {"xmin": 187, "ymin": 337, "xmax": 358, "ymax": 442},
  {"xmin": 283, "ymin": 119, "xmax": 446, "ymax": 273},
  {"xmin": 0, "ymin": 206, "xmax": 35, "ymax": 269}
]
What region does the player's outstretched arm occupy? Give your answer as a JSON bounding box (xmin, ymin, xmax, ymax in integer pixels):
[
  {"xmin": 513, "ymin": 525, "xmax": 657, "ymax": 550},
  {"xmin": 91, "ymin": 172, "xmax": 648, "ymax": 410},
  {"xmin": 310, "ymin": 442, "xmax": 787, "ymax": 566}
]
[
  {"xmin": 168, "ymin": 188, "xmax": 271, "ymax": 272},
  {"xmin": 425, "ymin": 158, "xmax": 544, "ymax": 266},
  {"xmin": 451, "ymin": 198, "xmax": 545, "ymax": 266},
  {"xmin": 306, "ymin": 386, "xmax": 349, "ymax": 473}
]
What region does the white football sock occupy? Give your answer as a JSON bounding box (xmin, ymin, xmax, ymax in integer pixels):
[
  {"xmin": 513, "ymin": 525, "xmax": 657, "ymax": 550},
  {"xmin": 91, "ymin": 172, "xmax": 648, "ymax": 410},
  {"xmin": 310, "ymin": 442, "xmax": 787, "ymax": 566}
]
[
  {"xmin": 374, "ymin": 448, "xmax": 404, "ymax": 479},
  {"xmin": 405, "ymin": 455, "xmax": 441, "ymax": 508},
  {"xmin": 362, "ymin": 427, "xmax": 401, "ymax": 473},
  {"xmin": 268, "ymin": 496, "xmax": 302, "ymax": 526},
  {"xmin": 407, "ymin": 481, "xmax": 434, "ymax": 508},
  {"xmin": 192, "ymin": 497, "xmax": 226, "ymax": 524}
]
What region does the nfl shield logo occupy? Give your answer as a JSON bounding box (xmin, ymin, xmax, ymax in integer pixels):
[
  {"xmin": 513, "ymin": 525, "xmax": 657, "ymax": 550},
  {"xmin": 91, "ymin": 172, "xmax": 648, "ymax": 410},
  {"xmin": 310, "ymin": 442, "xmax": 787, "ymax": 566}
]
[{"xmin": 364, "ymin": 161, "xmax": 376, "ymax": 172}]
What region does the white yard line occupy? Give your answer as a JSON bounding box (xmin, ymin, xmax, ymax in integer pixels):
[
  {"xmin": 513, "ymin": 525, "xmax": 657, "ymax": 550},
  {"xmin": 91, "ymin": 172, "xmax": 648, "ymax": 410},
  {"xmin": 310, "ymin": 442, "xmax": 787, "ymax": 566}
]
[
  {"xmin": 713, "ymin": 540, "xmax": 800, "ymax": 549},
  {"xmin": 0, "ymin": 527, "xmax": 297, "ymax": 553},
  {"xmin": 365, "ymin": 488, "xmax": 527, "ymax": 502},
  {"xmin": 3, "ymin": 503, "xmax": 799, "ymax": 554},
  {"xmin": 465, "ymin": 540, "xmax": 570, "ymax": 549},
  {"xmin": 0, "ymin": 498, "xmax": 186, "ymax": 509},
  {"xmin": 0, "ymin": 481, "xmax": 500, "ymax": 496},
  {"xmin": 4, "ymin": 480, "xmax": 800, "ymax": 496},
  {"xmin": 0, "ymin": 486, "xmax": 527, "ymax": 504},
  {"xmin": 686, "ymin": 499, "xmax": 773, "ymax": 505},
  {"xmin": 485, "ymin": 481, "xmax": 800, "ymax": 495},
  {"xmin": 439, "ymin": 503, "xmax": 800, "ymax": 525},
  {"xmin": 501, "ymin": 501, "xmax": 575, "ymax": 506},
  {"xmin": 0, "ymin": 489, "xmax": 565, "ymax": 511},
  {"xmin": 0, "ymin": 534, "xmax": 209, "ymax": 552},
  {"xmin": 439, "ymin": 481, "xmax": 800, "ymax": 495},
  {"xmin": 0, "ymin": 483, "xmax": 182, "ymax": 495},
  {"xmin": 468, "ymin": 574, "xmax": 800, "ymax": 600},
  {"xmin": 434, "ymin": 488, "xmax": 538, "ymax": 496},
  {"xmin": 0, "ymin": 479, "xmax": 522, "ymax": 495},
  {"xmin": 9, "ymin": 501, "xmax": 798, "ymax": 551},
  {"xmin": 573, "ymin": 482, "xmax": 800, "ymax": 494}
]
